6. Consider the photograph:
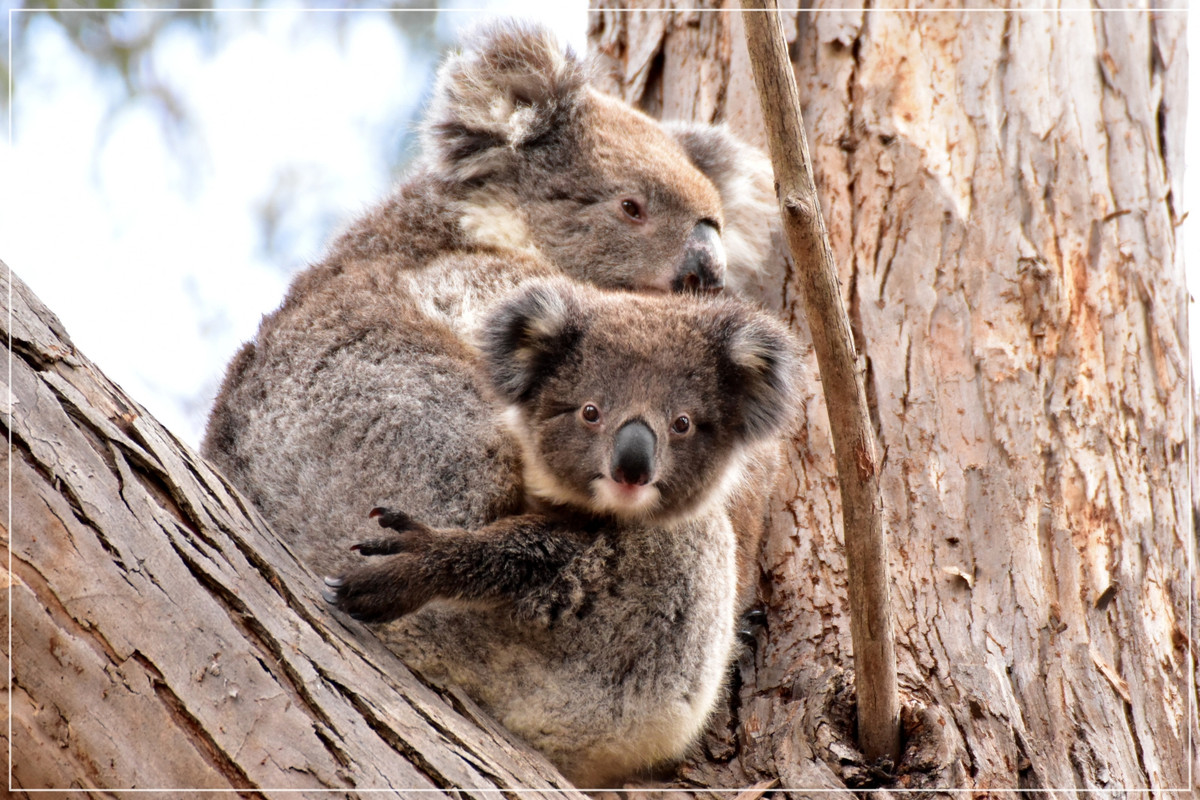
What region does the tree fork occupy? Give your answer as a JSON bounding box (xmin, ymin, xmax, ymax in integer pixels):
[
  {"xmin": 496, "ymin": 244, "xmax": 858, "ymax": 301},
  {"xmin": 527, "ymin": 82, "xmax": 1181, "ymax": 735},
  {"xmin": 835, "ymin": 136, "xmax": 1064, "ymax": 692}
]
[{"xmin": 739, "ymin": 0, "xmax": 901, "ymax": 763}]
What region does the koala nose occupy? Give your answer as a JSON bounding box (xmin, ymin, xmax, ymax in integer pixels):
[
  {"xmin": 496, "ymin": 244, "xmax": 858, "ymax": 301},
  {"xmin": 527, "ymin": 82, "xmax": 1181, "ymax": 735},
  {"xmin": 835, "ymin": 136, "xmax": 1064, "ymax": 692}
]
[
  {"xmin": 674, "ymin": 221, "xmax": 726, "ymax": 294},
  {"xmin": 611, "ymin": 419, "xmax": 656, "ymax": 487}
]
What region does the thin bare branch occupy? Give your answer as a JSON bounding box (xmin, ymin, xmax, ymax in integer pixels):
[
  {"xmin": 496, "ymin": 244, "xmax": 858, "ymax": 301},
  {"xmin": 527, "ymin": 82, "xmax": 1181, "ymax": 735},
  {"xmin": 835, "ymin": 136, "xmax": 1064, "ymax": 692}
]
[{"xmin": 738, "ymin": 0, "xmax": 901, "ymax": 763}]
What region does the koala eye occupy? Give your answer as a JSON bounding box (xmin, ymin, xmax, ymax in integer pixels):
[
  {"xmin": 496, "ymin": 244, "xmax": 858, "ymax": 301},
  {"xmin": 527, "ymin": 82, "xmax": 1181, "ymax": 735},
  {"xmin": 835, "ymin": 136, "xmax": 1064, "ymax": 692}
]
[
  {"xmin": 671, "ymin": 414, "xmax": 691, "ymax": 435},
  {"xmin": 620, "ymin": 198, "xmax": 644, "ymax": 222},
  {"xmin": 581, "ymin": 403, "xmax": 602, "ymax": 425}
]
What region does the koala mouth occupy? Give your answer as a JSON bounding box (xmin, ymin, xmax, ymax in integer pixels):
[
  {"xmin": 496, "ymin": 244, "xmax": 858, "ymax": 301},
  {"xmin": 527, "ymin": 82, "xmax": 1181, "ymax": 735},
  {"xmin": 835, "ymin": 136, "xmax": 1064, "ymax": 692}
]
[{"xmin": 591, "ymin": 475, "xmax": 662, "ymax": 518}]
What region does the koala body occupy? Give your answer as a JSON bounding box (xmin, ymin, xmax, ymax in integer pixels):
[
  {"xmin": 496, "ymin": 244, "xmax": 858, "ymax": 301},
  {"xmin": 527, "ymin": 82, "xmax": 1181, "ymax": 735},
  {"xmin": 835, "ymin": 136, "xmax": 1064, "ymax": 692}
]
[
  {"xmin": 202, "ymin": 21, "xmax": 788, "ymax": 786},
  {"xmin": 326, "ymin": 281, "xmax": 800, "ymax": 786},
  {"xmin": 204, "ymin": 21, "xmax": 781, "ymax": 596}
]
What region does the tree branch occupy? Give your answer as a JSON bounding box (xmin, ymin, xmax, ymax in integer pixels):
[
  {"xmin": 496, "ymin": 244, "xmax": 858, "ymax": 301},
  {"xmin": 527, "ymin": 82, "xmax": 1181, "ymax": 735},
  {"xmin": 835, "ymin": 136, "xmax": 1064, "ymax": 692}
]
[
  {"xmin": 739, "ymin": 0, "xmax": 901, "ymax": 763},
  {"xmin": 2, "ymin": 262, "xmax": 582, "ymax": 795}
]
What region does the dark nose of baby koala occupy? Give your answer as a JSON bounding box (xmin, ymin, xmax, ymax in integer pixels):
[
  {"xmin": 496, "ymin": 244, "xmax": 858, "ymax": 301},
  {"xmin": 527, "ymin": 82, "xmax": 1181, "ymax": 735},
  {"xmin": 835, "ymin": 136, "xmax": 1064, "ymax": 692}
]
[
  {"xmin": 673, "ymin": 221, "xmax": 726, "ymax": 293},
  {"xmin": 611, "ymin": 420, "xmax": 656, "ymax": 486}
]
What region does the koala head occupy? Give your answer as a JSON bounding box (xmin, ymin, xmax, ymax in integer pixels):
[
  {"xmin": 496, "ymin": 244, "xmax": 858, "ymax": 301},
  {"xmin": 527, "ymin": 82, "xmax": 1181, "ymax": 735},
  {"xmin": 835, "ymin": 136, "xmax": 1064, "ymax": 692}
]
[
  {"xmin": 478, "ymin": 280, "xmax": 801, "ymax": 523},
  {"xmin": 664, "ymin": 121, "xmax": 780, "ymax": 295},
  {"xmin": 424, "ymin": 21, "xmax": 777, "ymax": 295}
]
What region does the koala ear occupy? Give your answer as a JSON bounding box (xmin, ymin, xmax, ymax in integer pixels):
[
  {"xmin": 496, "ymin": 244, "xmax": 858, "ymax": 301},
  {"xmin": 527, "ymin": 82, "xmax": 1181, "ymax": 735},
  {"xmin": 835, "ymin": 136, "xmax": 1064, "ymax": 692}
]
[
  {"xmin": 479, "ymin": 280, "xmax": 585, "ymax": 404},
  {"xmin": 713, "ymin": 305, "xmax": 801, "ymax": 442},
  {"xmin": 665, "ymin": 123, "xmax": 781, "ymax": 292},
  {"xmin": 425, "ymin": 21, "xmax": 589, "ymax": 181}
]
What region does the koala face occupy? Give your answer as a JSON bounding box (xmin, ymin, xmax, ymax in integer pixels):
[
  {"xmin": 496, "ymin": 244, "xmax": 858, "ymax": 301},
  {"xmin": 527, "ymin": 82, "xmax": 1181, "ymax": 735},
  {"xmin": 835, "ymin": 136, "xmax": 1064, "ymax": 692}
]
[
  {"xmin": 424, "ymin": 23, "xmax": 733, "ymax": 294},
  {"xmin": 479, "ymin": 280, "xmax": 800, "ymax": 523},
  {"xmin": 515, "ymin": 91, "xmax": 728, "ymax": 293}
]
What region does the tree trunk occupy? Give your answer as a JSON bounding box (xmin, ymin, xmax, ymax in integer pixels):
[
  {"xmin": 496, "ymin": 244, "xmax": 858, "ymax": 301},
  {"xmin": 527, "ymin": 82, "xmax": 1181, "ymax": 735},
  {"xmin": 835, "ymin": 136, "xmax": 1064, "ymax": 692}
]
[
  {"xmin": 590, "ymin": 2, "xmax": 1196, "ymax": 794},
  {"xmin": 2, "ymin": 264, "xmax": 583, "ymax": 796},
  {"xmin": 6, "ymin": 5, "xmax": 1195, "ymax": 796}
]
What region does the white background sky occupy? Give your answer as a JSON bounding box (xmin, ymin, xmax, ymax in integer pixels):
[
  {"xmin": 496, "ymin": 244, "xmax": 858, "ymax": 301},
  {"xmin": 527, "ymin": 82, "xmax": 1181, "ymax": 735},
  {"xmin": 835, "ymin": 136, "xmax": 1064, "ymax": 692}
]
[
  {"xmin": 2, "ymin": 2, "xmax": 589, "ymax": 448},
  {"xmin": 1, "ymin": 5, "xmax": 1195, "ymax": 450}
]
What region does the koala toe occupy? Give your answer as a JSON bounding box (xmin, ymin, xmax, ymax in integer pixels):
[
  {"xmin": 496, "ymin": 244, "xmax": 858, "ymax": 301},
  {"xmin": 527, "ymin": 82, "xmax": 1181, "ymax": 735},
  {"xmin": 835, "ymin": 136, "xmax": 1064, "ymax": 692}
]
[
  {"xmin": 351, "ymin": 536, "xmax": 410, "ymax": 556},
  {"xmin": 352, "ymin": 508, "xmax": 439, "ymax": 555},
  {"xmin": 369, "ymin": 506, "xmax": 430, "ymax": 533}
]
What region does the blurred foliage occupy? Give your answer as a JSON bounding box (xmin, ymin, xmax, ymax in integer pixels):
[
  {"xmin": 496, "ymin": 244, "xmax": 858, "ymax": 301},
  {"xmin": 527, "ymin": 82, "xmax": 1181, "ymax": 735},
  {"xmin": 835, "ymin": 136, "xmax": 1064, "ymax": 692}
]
[
  {"xmin": 4, "ymin": 1, "xmax": 454, "ymax": 265},
  {"xmin": 4, "ymin": 1, "xmax": 449, "ymax": 168}
]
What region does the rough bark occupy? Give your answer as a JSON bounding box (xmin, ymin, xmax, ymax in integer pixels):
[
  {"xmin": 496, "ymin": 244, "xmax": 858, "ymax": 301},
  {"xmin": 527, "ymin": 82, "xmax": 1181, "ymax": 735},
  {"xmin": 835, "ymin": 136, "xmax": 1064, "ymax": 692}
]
[
  {"xmin": 5, "ymin": 4, "xmax": 1195, "ymax": 795},
  {"xmin": 591, "ymin": 2, "xmax": 1196, "ymax": 795},
  {"xmin": 2, "ymin": 264, "xmax": 583, "ymax": 796}
]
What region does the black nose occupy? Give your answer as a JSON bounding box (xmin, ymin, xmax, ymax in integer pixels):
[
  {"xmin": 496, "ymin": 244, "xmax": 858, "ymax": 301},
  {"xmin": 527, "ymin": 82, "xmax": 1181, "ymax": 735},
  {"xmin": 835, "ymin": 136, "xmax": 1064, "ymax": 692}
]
[
  {"xmin": 611, "ymin": 419, "xmax": 656, "ymax": 487},
  {"xmin": 673, "ymin": 221, "xmax": 726, "ymax": 294}
]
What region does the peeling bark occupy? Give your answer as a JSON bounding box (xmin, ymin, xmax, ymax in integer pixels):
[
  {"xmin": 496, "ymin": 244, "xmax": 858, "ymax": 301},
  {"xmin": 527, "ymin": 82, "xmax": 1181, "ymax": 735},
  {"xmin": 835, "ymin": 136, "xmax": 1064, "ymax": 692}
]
[
  {"xmin": 592, "ymin": 2, "xmax": 1196, "ymax": 794},
  {"xmin": 5, "ymin": 4, "xmax": 1195, "ymax": 795},
  {"xmin": 2, "ymin": 265, "xmax": 583, "ymax": 796}
]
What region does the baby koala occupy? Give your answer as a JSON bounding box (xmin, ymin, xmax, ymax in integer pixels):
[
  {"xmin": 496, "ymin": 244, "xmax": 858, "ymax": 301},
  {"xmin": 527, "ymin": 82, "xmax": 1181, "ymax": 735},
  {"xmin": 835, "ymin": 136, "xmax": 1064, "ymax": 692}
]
[{"xmin": 324, "ymin": 279, "xmax": 800, "ymax": 787}]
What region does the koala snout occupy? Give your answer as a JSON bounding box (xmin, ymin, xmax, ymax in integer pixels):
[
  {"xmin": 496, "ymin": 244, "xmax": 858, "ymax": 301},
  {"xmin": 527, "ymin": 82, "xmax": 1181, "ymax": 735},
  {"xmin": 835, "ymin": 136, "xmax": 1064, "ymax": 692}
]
[
  {"xmin": 673, "ymin": 221, "xmax": 726, "ymax": 293},
  {"xmin": 611, "ymin": 419, "xmax": 656, "ymax": 486}
]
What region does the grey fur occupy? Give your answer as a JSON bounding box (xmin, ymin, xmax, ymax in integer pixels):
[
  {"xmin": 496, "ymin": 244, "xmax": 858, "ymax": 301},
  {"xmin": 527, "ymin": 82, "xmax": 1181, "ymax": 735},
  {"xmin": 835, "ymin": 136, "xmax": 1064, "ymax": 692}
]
[
  {"xmin": 324, "ymin": 281, "xmax": 801, "ymax": 786},
  {"xmin": 202, "ymin": 20, "xmax": 790, "ymax": 787}
]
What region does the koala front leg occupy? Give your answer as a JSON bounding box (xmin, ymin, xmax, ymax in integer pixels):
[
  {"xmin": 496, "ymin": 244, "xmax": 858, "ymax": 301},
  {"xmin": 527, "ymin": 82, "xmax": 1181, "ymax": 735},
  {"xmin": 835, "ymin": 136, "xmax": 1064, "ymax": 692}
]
[{"xmin": 322, "ymin": 508, "xmax": 592, "ymax": 624}]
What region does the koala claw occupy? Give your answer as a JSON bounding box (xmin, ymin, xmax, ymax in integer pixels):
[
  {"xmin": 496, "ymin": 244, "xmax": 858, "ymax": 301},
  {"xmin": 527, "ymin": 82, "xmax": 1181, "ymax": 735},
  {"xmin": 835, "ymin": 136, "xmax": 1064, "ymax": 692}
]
[
  {"xmin": 743, "ymin": 608, "xmax": 768, "ymax": 626},
  {"xmin": 737, "ymin": 607, "xmax": 768, "ymax": 651},
  {"xmin": 320, "ymin": 577, "xmax": 343, "ymax": 606}
]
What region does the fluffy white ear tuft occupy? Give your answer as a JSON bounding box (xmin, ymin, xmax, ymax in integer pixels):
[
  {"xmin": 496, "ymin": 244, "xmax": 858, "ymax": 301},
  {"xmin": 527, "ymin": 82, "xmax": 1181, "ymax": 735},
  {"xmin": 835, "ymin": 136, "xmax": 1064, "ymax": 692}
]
[
  {"xmin": 478, "ymin": 279, "xmax": 585, "ymax": 403},
  {"xmin": 718, "ymin": 308, "xmax": 802, "ymax": 442},
  {"xmin": 423, "ymin": 21, "xmax": 589, "ymax": 181},
  {"xmin": 665, "ymin": 123, "xmax": 780, "ymax": 295}
]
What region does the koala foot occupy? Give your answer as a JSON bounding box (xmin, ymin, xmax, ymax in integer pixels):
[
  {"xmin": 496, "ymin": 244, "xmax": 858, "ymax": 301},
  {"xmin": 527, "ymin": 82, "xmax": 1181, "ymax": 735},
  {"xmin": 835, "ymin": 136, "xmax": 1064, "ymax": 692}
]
[{"xmin": 737, "ymin": 607, "xmax": 768, "ymax": 651}]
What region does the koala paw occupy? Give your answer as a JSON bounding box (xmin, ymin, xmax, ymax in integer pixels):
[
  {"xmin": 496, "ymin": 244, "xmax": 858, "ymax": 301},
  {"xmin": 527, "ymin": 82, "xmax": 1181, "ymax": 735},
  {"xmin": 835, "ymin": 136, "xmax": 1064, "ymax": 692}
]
[
  {"xmin": 349, "ymin": 506, "xmax": 436, "ymax": 556},
  {"xmin": 322, "ymin": 508, "xmax": 445, "ymax": 622},
  {"xmin": 321, "ymin": 556, "xmax": 432, "ymax": 624}
]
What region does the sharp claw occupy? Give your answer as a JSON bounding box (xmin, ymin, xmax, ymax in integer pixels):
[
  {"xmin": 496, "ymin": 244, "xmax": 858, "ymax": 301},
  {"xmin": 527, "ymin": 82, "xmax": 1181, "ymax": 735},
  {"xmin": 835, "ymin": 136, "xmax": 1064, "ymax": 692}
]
[
  {"xmin": 321, "ymin": 587, "xmax": 340, "ymax": 605},
  {"xmin": 323, "ymin": 575, "xmax": 344, "ymax": 588}
]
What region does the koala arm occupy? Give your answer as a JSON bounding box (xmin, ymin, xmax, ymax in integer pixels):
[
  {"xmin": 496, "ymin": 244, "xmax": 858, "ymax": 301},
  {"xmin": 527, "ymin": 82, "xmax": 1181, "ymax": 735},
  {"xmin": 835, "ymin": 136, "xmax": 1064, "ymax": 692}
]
[{"xmin": 322, "ymin": 508, "xmax": 607, "ymax": 625}]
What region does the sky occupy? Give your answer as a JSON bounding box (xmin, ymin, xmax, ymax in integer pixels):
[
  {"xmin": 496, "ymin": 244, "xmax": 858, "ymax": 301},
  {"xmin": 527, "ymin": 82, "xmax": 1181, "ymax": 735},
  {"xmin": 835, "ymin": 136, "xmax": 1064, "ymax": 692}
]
[
  {"xmin": 2, "ymin": 2, "xmax": 589, "ymax": 447},
  {"xmin": 1, "ymin": 5, "xmax": 1195, "ymax": 451}
]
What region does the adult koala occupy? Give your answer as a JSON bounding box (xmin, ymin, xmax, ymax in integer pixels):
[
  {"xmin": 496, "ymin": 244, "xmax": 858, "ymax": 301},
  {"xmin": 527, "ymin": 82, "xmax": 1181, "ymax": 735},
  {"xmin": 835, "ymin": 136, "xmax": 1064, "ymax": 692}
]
[{"xmin": 203, "ymin": 21, "xmax": 780, "ymax": 592}]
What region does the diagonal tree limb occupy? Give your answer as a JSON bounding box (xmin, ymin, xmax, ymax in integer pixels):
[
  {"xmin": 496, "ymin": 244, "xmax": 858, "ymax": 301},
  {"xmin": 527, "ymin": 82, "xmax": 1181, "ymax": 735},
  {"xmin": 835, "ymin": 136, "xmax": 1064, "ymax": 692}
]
[{"xmin": 3, "ymin": 261, "xmax": 583, "ymax": 795}]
